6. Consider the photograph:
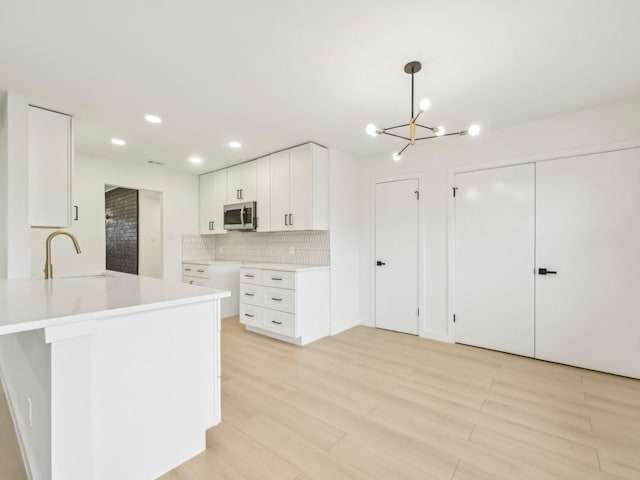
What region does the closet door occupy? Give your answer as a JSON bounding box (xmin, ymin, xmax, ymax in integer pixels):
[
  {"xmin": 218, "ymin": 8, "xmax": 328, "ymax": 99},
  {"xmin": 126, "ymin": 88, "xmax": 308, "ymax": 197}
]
[
  {"xmin": 455, "ymin": 164, "xmax": 535, "ymax": 356},
  {"xmin": 536, "ymin": 148, "xmax": 640, "ymax": 378}
]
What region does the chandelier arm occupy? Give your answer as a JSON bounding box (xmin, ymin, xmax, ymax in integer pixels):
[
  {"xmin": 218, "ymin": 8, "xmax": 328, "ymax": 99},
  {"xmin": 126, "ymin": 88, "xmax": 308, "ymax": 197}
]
[
  {"xmin": 415, "ymin": 131, "xmax": 466, "ymax": 141},
  {"xmin": 414, "ymin": 111, "xmax": 422, "ymax": 122},
  {"xmin": 384, "ymin": 123, "xmax": 411, "ymax": 131},
  {"xmin": 382, "ymin": 131, "xmax": 411, "ymax": 141},
  {"xmin": 415, "ymin": 123, "xmax": 437, "ymax": 132},
  {"xmin": 399, "ymin": 142, "xmax": 411, "ymax": 155},
  {"xmin": 411, "ymin": 71, "xmax": 415, "ymax": 119}
]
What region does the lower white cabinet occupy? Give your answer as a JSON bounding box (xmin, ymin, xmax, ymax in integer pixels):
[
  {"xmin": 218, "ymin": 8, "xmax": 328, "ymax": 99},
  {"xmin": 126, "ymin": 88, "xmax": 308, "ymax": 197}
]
[
  {"xmin": 239, "ymin": 264, "xmax": 330, "ymax": 345},
  {"xmin": 183, "ymin": 261, "xmax": 240, "ymax": 318}
]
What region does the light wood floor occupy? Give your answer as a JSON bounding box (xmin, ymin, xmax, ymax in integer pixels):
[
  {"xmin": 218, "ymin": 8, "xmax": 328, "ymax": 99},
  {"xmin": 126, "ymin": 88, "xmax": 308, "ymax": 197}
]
[{"xmin": 2, "ymin": 318, "xmax": 640, "ymax": 480}]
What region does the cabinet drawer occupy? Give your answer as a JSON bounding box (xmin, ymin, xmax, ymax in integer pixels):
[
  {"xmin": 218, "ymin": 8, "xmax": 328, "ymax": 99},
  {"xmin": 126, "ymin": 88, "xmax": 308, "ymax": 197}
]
[
  {"xmin": 183, "ymin": 275, "xmax": 209, "ymax": 287},
  {"xmin": 240, "ymin": 283, "xmax": 262, "ymax": 306},
  {"xmin": 262, "ymin": 309, "xmax": 295, "ymax": 337},
  {"xmin": 240, "ymin": 304, "xmax": 262, "ymax": 328},
  {"xmin": 262, "ymin": 286, "xmax": 295, "ymax": 313},
  {"xmin": 183, "ymin": 263, "xmax": 210, "ymax": 278},
  {"xmin": 240, "ymin": 268, "xmax": 262, "ymax": 284},
  {"xmin": 261, "ymin": 270, "xmax": 295, "ymax": 289}
]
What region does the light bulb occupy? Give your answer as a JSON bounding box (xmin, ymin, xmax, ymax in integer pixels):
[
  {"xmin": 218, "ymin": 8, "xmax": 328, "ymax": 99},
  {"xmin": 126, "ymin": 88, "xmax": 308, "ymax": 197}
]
[
  {"xmin": 468, "ymin": 124, "xmax": 480, "ymax": 136},
  {"xmin": 392, "ymin": 152, "xmax": 402, "ymax": 162},
  {"xmin": 436, "ymin": 126, "xmax": 445, "ymax": 136},
  {"xmin": 418, "ymin": 98, "xmax": 431, "ymax": 112},
  {"xmin": 366, "ymin": 123, "xmax": 378, "ymax": 137}
]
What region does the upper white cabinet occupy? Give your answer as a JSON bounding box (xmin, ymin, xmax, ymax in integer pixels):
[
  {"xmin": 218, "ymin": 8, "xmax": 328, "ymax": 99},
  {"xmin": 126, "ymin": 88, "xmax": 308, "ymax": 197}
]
[
  {"xmin": 199, "ymin": 169, "xmax": 227, "ymax": 234},
  {"xmin": 255, "ymin": 156, "xmax": 271, "ymax": 232},
  {"xmin": 270, "ymin": 143, "xmax": 329, "ymax": 231},
  {"xmin": 226, "ymin": 161, "xmax": 257, "ymax": 203},
  {"xmin": 28, "ymin": 106, "xmax": 73, "ymax": 228},
  {"xmin": 199, "ymin": 142, "xmax": 328, "ymax": 234}
]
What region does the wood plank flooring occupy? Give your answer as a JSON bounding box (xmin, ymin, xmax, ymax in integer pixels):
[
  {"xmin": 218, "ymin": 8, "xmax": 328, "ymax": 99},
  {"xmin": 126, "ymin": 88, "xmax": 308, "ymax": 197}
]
[
  {"xmin": 163, "ymin": 317, "xmax": 640, "ymax": 480},
  {"xmin": 1, "ymin": 317, "xmax": 640, "ymax": 479}
]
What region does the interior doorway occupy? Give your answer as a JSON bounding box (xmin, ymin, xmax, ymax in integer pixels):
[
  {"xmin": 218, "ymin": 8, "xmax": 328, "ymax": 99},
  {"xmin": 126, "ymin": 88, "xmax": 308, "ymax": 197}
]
[
  {"xmin": 104, "ymin": 185, "xmax": 163, "ymax": 278},
  {"xmin": 374, "ymin": 178, "xmax": 420, "ymax": 335}
]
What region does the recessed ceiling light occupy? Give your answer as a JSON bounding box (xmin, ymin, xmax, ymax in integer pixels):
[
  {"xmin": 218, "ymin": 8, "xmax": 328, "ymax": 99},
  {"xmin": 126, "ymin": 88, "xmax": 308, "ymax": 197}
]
[
  {"xmin": 145, "ymin": 114, "xmax": 162, "ymax": 124},
  {"xmin": 229, "ymin": 141, "xmax": 242, "ymax": 149},
  {"xmin": 189, "ymin": 156, "xmax": 203, "ymax": 164},
  {"xmin": 111, "ymin": 138, "xmax": 126, "ymax": 146}
]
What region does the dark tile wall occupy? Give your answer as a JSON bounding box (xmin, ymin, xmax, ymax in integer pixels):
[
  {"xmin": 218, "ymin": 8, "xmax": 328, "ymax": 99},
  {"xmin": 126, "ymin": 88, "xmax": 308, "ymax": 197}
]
[{"xmin": 105, "ymin": 187, "xmax": 138, "ymax": 274}]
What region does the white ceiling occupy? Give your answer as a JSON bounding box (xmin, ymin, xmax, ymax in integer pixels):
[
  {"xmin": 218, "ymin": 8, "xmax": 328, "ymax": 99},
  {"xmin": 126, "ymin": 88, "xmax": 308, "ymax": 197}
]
[{"xmin": 1, "ymin": 0, "xmax": 640, "ymax": 173}]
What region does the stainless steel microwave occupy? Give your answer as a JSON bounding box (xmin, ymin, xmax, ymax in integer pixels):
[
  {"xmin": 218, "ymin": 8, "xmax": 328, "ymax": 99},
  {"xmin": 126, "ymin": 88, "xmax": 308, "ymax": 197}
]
[{"xmin": 223, "ymin": 201, "xmax": 257, "ymax": 231}]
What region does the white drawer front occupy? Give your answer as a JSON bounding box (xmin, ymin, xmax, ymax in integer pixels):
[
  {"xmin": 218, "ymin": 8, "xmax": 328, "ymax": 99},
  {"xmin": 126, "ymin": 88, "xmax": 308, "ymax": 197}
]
[
  {"xmin": 240, "ymin": 304, "xmax": 262, "ymax": 328},
  {"xmin": 261, "ymin": 270, "xmax": 296, "ymax": 290},
  {"xmin": 262, "ymin": 309, "xmax": 295, "ymax": 337},
  {"xmin": 183, "ymin": 275, "xmax": 209, "ymax": 287},
  {"xmin": 240, "ymin": 268, "xmax": 262, "ymax": 284},
  {"xmin": 262, "ymin": 286, "xmax": 295, "ymax": 313},
  {"xmin": 183, "ymin": 263, "xmax": 210, "ymax": 279},
  {"xmin": 240, "ymin": 283, "xmax": 262, "ymax": 306}
]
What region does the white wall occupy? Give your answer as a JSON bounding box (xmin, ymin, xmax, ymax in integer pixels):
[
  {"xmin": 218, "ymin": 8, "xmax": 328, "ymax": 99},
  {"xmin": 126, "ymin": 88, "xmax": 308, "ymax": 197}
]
[
  {"xmin": 358, "ymin": 98, "xmax": 640, "ymax": 340},
  {"xmin": 329, "ymin": 149, "xmax": 360, "ymax": 335},
  {"xmin": 31, "ymin": 154, "xmax": 199, "ymax": 284},
  {"xmin": 0, "ymin": 91, "xmax": 31, "ymax": 279},
  {"xmin": 138, "ymin": 190, "xmax": 164, "ymax": 278}
]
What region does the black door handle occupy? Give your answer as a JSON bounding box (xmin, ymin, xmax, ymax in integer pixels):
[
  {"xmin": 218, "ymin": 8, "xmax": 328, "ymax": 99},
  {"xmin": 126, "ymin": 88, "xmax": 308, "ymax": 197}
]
[
  {"xmin": 376, "ymin": 261, "xmax": 386, "ymax": 266},
  {"xmin": 538, "ymin": 268, "xmax": 557, "ymax": 275}
]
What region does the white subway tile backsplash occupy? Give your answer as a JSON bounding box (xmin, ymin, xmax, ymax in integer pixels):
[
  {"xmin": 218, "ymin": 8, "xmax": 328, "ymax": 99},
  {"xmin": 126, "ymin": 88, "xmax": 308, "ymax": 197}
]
[{"xmin": 181, "ymin": 231, "xmax": 330, "ymax": 266}]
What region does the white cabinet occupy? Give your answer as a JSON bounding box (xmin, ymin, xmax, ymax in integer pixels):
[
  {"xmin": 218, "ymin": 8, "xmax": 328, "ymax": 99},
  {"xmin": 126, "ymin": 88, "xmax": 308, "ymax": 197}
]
[
  {"xmin": 256, "ymin": 156, "xmax": 271, "ymax": 232},
  {"xmin": 239, "ymin": 264, "xmax": 330, "ymax": 345},
  {"xmin": 182, "ymin": 261, "xmax": 240, "ymax": 318},
  {"xmin": 199, "ymin": 170, "xmax": 227, "ymax": 234},
  {"xmin": 270, "ymin": 143, "xmax": 329, "ymax": 231},
  {"xmin": 226, "ymin": 161, "xmax": 257, "ymax": 203},
  {"xmin": 28, "ymin": 105, "xmax": 73, "ymax": 228}
]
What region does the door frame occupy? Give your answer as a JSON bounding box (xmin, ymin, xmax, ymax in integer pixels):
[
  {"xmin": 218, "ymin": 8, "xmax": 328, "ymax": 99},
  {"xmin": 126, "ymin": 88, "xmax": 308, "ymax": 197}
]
[
  {"xmin": 371, "ymin": 173, "xmax": 425, "ymax": 336},
  {"xmin": 447, "ymin": 138, "xmax": 640, "ymax": 344}
]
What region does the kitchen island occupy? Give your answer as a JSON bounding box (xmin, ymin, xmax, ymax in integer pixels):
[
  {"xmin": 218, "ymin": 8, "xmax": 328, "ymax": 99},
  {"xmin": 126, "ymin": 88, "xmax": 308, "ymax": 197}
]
[{"xmin": 0, "ymin": 272, "xmax": 229, "ymax": 480}]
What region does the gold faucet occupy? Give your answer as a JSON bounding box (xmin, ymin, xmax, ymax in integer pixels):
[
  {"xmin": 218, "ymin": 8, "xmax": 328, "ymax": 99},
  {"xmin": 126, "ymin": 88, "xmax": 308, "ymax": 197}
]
[{"xmin": 44, "ymin": 230, "xmax": 82, "ymax": 279}]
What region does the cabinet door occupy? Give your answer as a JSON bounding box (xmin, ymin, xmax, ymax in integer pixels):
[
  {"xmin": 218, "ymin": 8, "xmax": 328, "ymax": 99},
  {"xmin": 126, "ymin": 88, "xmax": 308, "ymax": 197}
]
[
  {"xmin": 29, "ymin": 106, "xmax": 73, "ymax": 227},
  {"xmin": 226, "ymin": 165, "xmax": 242, "ymax": 203},
  {"xmin": 289, "ymin": 144, "xmax": 314, "ymax": 230},
  {"xmin": 270, "ymin": 150, "xmax": 291, "ymax": 231},
  {"xmin": 256, "ymin": 156, "xmax": 271, "ymax": 231},
  {"xmin": 240, "ymin": 160, "xmax": 257, "ymax": 201},
  {"xmin": 211, "ymin": 170, "xmax": 227, "ymax": 233},
  {"xmin": 199, "ymin": 172, "xmax": 217, "ymax": 234}
]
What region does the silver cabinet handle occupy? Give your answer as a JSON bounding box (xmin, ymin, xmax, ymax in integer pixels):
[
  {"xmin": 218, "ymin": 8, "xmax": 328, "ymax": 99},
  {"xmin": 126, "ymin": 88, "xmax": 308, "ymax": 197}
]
[
  {"xmin": 197, "ymin": 269, "xmax": 205, "ymax": 273},
  {"xmin": 244, "ymin": 274, "xmax": 254, "ymax": 278},
  {"xmin": 185, "ymin": 268, "xmax": 192, "ymax": 272},
  {"xmin": 271, "ymin": 277, "xmax": 282, "ymax": 281},
  {"xmin": 271, "ymin": 320, "xmax": 282, "ymax": 325},
  {"xmin": 240, "ymin": 188, "xmax": 244, "ymax": 199},
  {"xmin": 289, "ymin": 213, "xmax": 293, "ymax": 225},
  {"xmin": 189, "ymin": 280, "xmax": 194, "ymax": 285},
  {"xmin": 244, "ymin": 293, "xmax": 254, "ymax": 297},
  {"xmin": 74, "ymin": 205, "xmax": 79, "ymax": 221},
  {"xmin": 244, "ymin": 313, "xmax": 254, "ymax": 318},
  {"xmin": 285, "ymin": 214, "xmax": 289, "ymax": 226},
  {"xmin": 271, "ymin": 297, "xmax": 282, "ymax": 301}
]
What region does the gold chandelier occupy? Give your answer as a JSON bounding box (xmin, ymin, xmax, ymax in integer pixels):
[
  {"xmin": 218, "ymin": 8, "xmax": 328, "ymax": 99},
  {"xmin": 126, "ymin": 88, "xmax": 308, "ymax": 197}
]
[{"xmin": 366, "ymin": 61, "xmax": 480, "ymax": 161}]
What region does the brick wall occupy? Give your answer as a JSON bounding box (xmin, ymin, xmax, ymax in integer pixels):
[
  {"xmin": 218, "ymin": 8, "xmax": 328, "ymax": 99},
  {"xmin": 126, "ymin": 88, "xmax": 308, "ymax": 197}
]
[{"xmin": 105, "ymin": 187, "xmax": 138, "ymax": 274}]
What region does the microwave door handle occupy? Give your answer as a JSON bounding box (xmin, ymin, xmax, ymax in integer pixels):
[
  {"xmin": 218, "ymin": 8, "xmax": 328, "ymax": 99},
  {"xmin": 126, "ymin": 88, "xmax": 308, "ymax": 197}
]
[{"xmin": 241, "ymin": 206, "xmax": 245, "ymax": 226}]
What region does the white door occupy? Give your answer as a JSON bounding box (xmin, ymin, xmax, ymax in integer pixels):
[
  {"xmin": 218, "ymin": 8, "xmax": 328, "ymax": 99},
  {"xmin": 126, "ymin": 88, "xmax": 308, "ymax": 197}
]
[
  {"xmin": 375, "ymin": 179, "xmax": 419, "ymax": 334},
  {"xmin": 226, "ymin": 164, "xmax": 243, "ymax": 203},
  {"xmin": 270, "ymin": 150, "xmax": 291, "ymax": 231},
  {"xmin": 290, "ymin": 144, "xmax": 314, "ymax": 230},
  {"xmin": 199, "ymin": 172, "xmax": 216, "ymax": 234},
  {"xmin": 256, "ymin": 156, "xmax": 271, "ymax": 232},
  {"xmin": 240, "ymin": 160, "xmax": 257, "ymax": 202},
  {"xmin": 536, "ymin": 149, "xmax": 640, "ymax": 378},
  {"xmin": 455, "ymin": 164, "xmax": 535, "ymax": 356}
]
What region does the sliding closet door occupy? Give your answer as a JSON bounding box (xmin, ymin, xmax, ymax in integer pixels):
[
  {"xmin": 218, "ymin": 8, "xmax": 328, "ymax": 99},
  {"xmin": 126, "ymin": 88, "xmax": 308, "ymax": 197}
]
[
  {"xmin": 455, "ymin": 164, "xmax": 535, "ymax": 356},
  {"xmin": 536, "ymin": 148, "xmax": 640, "ymax": 378}
]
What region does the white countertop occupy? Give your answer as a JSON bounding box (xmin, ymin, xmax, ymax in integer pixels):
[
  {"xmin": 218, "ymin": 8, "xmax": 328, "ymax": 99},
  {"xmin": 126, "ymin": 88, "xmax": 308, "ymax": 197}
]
[
  {"xmin": 241, "ymin": 263, "xmax": 330, "ymax": 272},
  {"xmin": 0, "ymin": 272, "xmax": 230, "ymax": 336},
  {"xmin": 183, "ymin": 260, "xmax": 242, "ymax": 266}
]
